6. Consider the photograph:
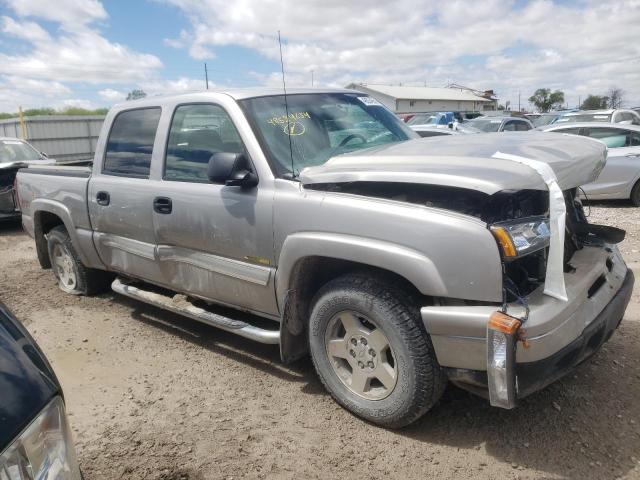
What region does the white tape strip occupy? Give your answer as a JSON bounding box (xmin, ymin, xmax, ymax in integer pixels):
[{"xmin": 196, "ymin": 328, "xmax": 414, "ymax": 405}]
[{"xmin": 492, "ymin": 151, "xmax": 568, "ymax": 302}]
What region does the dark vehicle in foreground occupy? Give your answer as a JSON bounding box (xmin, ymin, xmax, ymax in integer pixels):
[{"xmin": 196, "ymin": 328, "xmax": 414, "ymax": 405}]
[
  {"xmin": 0, "ymin": 137, "xmax": 54, "ymax": 221},
  {"xmin": 16, "ymin": 88, "xmax": 633, "ymax": 428},
  {"xmin": 0, "ymin": 302, "xmax": 81, "ymax": 479}
]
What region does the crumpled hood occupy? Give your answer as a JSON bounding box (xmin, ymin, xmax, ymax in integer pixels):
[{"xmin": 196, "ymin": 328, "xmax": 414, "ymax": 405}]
[{"xmin": 300, "ymin": 132, "xmax": 607, "ymax": 194}]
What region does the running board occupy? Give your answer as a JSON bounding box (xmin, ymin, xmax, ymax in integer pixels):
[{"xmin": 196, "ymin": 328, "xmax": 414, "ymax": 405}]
[{"xmin": 111, "ymin": 278, "xmax": 280, "ymax": 344}]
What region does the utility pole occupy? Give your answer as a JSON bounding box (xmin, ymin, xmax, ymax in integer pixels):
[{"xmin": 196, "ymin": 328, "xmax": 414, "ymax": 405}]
[
  {"xmin": 18, "ymin": 106, "xmax": 27, "ymax": 140},
  {"xmin": 578, "ymin": 95, "xmax": 581, "ymax": 109},
  {"xmin": 204, "ymin": 63, "xmax": 209, "ymax": 90},
  {"xmin": 311, "ymin": 70, "xmax": 314, "ymax": 87},
  {"xmin": 518, "ymin": 90, "xmax": 521, "ymax": 112}
]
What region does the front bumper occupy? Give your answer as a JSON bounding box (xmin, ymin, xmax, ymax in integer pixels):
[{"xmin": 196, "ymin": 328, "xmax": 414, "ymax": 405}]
[
  {"xmin": 421, "ymin": 244, "xmax": 634, "ymax": 401},
  {"xmin": 516, "ymin": 268, "xmax": 633, "ymax": 398}
]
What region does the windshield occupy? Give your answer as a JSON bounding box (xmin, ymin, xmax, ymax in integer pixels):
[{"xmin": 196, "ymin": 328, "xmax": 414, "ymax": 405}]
[
  {"xmin": 0, "ymin": 139, "xmax": 41, "ymax": 163},
  {"xmin": 557, "ymin": 113, "xmax": 612, "ymax": 124},
  {"xmin": 240, "ymin": 93, "xmax": 417, "ymax": 177},
  {"xmin": 407, "ymin": 114, "xmax": 438, "ymax": 126},
  {"xmin": 464, "ymin": 118, "xmax": 503, "ymax": 132},
  {"xmin": 533, "ymin": 114, "xmax": 559, "ymax": 127}
]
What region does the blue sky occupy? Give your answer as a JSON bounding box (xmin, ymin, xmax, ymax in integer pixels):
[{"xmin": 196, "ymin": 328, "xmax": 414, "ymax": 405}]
[{"xmin": 0, "ymin": 0, "xmax": 638, "ymax": 112}]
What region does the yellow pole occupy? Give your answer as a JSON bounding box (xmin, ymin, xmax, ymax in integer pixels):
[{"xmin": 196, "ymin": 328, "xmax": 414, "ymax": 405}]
[{"xmin": 18, "ymin": 106, "xmax": 27, "ymax": 140}]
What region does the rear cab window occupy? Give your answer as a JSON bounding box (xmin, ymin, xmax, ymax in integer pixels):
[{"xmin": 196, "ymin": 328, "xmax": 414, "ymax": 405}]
[{"xmin": 103, "ymin": 107, "xmax": 161, "ymax": 178}]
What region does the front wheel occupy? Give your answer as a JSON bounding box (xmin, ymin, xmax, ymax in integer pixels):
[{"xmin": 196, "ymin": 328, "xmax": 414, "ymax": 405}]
[
  {"xmin": 308, "ymin": 273, "xmax": 446, "ymax": 428},
  {"xmin": 630, "ymin": 180, "xmax": 640, "ymax": 207}
]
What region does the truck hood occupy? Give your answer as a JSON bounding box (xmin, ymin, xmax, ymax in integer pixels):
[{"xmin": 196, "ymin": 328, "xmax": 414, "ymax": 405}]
[
  {"xmin": 300, "ymin": 132, "xmax": 607, "ymax": 194},
  {"xmin": 0, "ymin": 158, "xmax": 55, "ymax": 171}
]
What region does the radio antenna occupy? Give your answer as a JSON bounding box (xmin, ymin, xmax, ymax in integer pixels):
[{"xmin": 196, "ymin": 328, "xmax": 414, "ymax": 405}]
[{"xmin": 278, "ymin": 31, "xmax": 295, "ymax": 178}]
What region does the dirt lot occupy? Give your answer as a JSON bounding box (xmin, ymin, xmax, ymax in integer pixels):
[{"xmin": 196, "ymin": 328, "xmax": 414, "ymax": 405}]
[{"xmin": 1, "ymin": 202, "xmax": 640, "ymax": 480}]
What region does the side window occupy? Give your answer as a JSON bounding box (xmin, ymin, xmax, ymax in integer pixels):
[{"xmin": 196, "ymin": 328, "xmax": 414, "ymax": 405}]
[
  {"xmin": 515, "ymin": 121, "xmax": 531, "ymax": 131},
  {"xmin": 555, "ymin": 127, "xmax": 582, "ymax": 135},
  {"xmin": 103, "ymin": 108, "xmax": 161, "ymax": 177},
  {"xmin": 502, "ymin": 121, "xmax": 516, "ymax": 131},
  {"xmin": 585, "ymin": 127, "xmax": 627, "ymax": 148},
  {"xmin": 629, "ymin": 131, "xmax": 640, "ymax": 147},
  {"xmin": 165, "ymin": 104, "xmax": 245, "ymax": 182}
]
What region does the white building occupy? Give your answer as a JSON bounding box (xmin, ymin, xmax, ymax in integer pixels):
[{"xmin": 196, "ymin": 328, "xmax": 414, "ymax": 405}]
[{"xmin": 345, "ymin": 84, "xmax": 497, "ymax": 113}]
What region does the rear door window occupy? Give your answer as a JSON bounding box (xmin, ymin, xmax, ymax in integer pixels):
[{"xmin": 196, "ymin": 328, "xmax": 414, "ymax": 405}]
[{"xmin": 103, "ymin": 108, "xmax": 161, "ymax": 178}]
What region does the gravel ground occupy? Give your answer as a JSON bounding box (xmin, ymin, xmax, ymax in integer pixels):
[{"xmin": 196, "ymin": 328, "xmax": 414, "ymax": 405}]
[{"xmin": 1, "ymin": 202, "xmax": 640, "ymax": 480}]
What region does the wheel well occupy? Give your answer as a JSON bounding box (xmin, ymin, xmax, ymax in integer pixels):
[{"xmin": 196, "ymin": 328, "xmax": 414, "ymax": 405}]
[
  {"xmin": 33, "ymin": 211, "xmax": 65, "ymax": 269},
  {"xmin": 279, "ymin": 256, "xmax": 424, "ymax": 363}
]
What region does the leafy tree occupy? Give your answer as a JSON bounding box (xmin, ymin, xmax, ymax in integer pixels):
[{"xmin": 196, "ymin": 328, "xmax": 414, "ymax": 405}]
[
  {"xmin": 581, "ymin": 95, "xmax": 609, "ymax": 110},
  {"xmin": 607, "ymin": 87, "xmax": 624, "ymax": 109},
  {"xmin": 528, "ymin": 88, "xmax": 565, "ymax": 112},
  {"xmin": 59, "ymin": 106, "xmax": 109, "ymax": 116},
  {"xmin": 126, "ymin": 89, "xmax": 147, "ymax": 101},
  {"xmin": 23, "ymin": 107, "xmax": 56, "ymax": 116}
]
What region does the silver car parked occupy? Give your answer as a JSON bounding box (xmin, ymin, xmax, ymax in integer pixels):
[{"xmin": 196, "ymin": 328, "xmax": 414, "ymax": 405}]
[
  {"xmin": 555, "ymin": 109, "xmax": 640, "ymax": 126},
  {"xmin": 540, "ymin": 122, "xmax": 640, "ymax": 204}
]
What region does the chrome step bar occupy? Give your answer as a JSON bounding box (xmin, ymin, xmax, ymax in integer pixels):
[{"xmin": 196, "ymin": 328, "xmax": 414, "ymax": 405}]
[{"xmin": 111, "ymin": 278, "xmax": 280, "ymax": 344}]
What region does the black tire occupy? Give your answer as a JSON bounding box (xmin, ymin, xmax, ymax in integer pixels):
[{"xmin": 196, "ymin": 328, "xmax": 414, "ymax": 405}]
[
  {"xmin": 631, "ymin": 181, "xmax": 640, "ymax": 207},
  {"xmin": 308, "ymin": 273, "xmax": 446, "ymax": 428},
  {"xmin": 46, "ymin": 225, "xmax": 111, "ymax": 295}
]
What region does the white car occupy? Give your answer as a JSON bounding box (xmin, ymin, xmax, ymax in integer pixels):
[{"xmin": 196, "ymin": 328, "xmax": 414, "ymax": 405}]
[
  {"xmin": 555, "ymin": 109, "xmax": 640, "ymax": 126},
  {"xmin": 540, "ymin": 122, "xmax": 640, "ymax": 204},
  {"xmin": 410, "ymin": 125, "xmax": 461, "ymax": 138}
]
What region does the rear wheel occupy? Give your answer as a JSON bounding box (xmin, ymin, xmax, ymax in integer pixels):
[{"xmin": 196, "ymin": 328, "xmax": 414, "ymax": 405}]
[
  {"xmin": 46, "ymin": 225, "xmax": 111, "ymax": 295},
  {"xmin": 308, "ymin": 273, "xmax": 446, "ymax": 428}
]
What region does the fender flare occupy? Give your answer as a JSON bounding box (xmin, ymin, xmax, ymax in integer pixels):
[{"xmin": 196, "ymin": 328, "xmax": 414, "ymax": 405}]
[
  {"xmin": 275, "ymin": 232, "xmax": 448, "ymax": 311},
  {"xmin": 31, "ymin": 199, "xmax": 103, "ymax": 269}
]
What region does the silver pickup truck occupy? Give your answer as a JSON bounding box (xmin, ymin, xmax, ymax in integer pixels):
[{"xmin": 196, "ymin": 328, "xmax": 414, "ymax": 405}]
[{"xmin": 16, "ymin": 88, "xmax": 634, "ymax": 427}]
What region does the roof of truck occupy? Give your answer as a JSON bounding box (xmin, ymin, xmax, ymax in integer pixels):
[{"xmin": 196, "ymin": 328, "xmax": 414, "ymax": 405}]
[{"xmin": 117, "ymin": 87, "xmax": 357, "ymax": 107}]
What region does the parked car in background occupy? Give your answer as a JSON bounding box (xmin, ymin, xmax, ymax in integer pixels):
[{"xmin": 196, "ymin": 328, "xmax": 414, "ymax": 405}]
[
  {"xmin": 16, "ymin": 88, "xmax": 633, "ymax": 427},
  {"xmin": 0, "ymin": 137, "xmax": 54, "ymax": 221},
  {"xmin": 530, "ymin": 111, "xmax": 571, "ymax": 127},
  {"xmin": 540, "ymin": 122, "xmax": 640, "ymax": 204},
  {"xmin": 556, "ymin": 109, "xmax": 640, "ymax": 125},
  {"xmin": 457, "ymin": 115, "xmax": 533, "ymax": 133},
  {"xmin": 406, "ymin": 112, "xmax": 456, "ymax": 127},
  {"xmin": 0, "ymin": 301, "xmax": 81, "ymax": 479},
  {"xmin": 410, "ymin": 125, "xmax": 461, "ymax": 137}
]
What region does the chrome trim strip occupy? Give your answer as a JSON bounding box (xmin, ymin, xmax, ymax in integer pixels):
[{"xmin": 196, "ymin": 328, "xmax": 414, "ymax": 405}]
[
  {"xmin": 156, "ymin": 245, "xmax": 272, "ymax": 286},
  {"xmin": 95, "ymin": 233, "xmax": 156, "ymax": 260}
]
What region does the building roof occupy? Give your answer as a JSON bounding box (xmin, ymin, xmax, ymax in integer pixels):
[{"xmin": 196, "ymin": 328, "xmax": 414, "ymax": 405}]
[{"xmin": 347, "ymin": 84, "xmax": 493, "ymax": 103}]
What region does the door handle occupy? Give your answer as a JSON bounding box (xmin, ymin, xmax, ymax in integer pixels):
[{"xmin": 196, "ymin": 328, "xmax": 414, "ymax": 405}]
[
  {"xmin": 96, "ymin": 191, "xmax": 110, "ymax": 206},
  {"xmin": 153, "ymin": 196, "xmax": 172, "ymax": 214}
]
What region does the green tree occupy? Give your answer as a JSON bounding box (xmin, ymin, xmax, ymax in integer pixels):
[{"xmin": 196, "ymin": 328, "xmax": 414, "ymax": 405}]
[
  {"xmin": 528, "ymin": 88, "xmax": 565, "ymax": 112},
  {"xmin": 581, "ymin": 95, "xmax": 609, "ymax": 110},
  {"xmin": 23, "ymin": 107, "xmax": 56, "ymax": 116},
  {"xmin": 607, "ymin": 87, "xmax": 624, "ymax": 109},
  {"xmin": 126, "ymin": 89, "xmax": 147, "ymax": 101}
]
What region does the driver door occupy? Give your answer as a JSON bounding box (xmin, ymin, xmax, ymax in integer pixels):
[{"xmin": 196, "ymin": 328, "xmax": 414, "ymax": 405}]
[{"xmin": 152, "ymin": 103, "xmax": 278, "ymax": 317}]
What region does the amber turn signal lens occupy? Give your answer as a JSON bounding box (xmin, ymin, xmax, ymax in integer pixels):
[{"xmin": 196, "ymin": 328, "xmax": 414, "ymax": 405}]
[
  {"xmin": 490, "ymin": 226, "xmax": 517, "ymax": 258},
  {"xmin": 488, "ymin": 311, "xmax": 522, "ymax": 334}
]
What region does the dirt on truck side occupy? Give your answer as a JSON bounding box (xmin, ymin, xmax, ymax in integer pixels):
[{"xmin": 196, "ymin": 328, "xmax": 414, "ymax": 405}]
[{"xmin": 1, "ymin": 203, "xmax": 640, "ymax": 480}]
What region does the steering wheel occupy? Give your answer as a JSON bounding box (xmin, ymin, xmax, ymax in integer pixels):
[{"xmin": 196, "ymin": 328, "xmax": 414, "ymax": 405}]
[{"xmin": 338, "ymin": 133, "xmax": 367, "ymax": 147}]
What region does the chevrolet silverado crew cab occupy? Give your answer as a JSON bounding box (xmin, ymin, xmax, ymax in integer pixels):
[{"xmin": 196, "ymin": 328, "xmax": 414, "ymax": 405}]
[{"xmin": 16, "ymin": 88, "xmax": 634, "ymax": 428}]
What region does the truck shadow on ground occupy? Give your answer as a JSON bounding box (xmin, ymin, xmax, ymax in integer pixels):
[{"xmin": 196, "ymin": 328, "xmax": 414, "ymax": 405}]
[{"xmin": 110, "ymin": 293, "xmax": 640, "ymax": 479}]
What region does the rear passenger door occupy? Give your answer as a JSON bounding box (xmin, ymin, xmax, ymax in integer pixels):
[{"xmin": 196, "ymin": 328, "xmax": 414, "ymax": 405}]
[
  {"xmin": 88, "ymin": 107, "xmax": 166, "ymax": 283},
  {"xmin": 152, "ymin": 103, "xmax": 278, "ymax": 317}
]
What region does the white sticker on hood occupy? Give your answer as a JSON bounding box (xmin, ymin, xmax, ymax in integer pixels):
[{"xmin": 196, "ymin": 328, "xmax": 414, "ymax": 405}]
[{"xmin": 492, "ymin": 151, "xmax": 568, "ymax": 302}]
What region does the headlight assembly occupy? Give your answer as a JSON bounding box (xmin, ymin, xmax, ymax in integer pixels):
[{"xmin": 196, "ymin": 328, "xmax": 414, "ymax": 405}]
[
  {"xmin": 0, "ymin": 396, "xmax": 81, "ymax": 480},
  {"xmin": 490, "ymin": 216, "xmax": 550, "ymax": 260}
]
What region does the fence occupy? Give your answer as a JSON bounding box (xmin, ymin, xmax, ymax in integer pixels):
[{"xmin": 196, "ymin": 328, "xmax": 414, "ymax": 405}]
[{"xmin": 0, "ymin": 115, "xmax": 106, "ymax": 162}]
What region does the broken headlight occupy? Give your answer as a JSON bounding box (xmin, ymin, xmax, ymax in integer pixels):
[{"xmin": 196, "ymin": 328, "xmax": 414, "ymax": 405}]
[
  {"xmin": 490, "ymin": 216, "xmax": 550, "ymax": 260},
  {"xmin": 0, "ymin": 396, "xmax": 81, "ymax": 480}
]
